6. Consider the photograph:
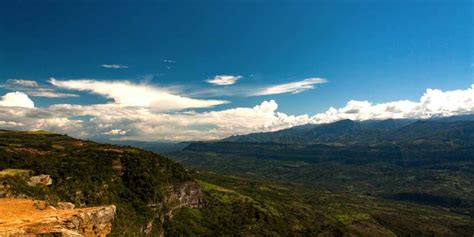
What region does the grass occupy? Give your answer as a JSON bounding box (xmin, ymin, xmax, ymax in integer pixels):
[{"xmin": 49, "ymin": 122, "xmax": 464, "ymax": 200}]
[
  {"xmin": 0, "ymin": 169, "xmax": 31, "ymax": 177},
  {"xmin": 336, "ymin": 213, "xmax": 372, "ymax": 225}
]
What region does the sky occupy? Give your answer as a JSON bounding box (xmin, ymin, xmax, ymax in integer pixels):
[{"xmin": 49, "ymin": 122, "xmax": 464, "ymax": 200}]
[{"xmin": 0, "ymin": 0, "xmax": 473, "ymax": 141}]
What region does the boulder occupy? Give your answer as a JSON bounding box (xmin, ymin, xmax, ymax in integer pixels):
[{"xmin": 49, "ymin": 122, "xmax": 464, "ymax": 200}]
[
  {"xmin": 28, "ymin": 174, "xmax": 53, "ymax": 186},
  {"xmin": 57, "ymin": 201, "xmax": 75, "ymax": 210}
]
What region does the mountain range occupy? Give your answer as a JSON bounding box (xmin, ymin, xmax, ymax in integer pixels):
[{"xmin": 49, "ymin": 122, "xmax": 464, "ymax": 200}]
[
  {"xmin": 2, "ymin": 115, "xmax": 473, "ymax": 235},
  {"xmin": 223, "ymin": 115, "xmax": 474, "ymax": 146}
]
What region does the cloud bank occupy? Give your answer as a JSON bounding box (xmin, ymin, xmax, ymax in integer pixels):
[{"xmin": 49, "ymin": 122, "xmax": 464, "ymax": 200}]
[
  {"xmin": 0, "ymin": 82, "xmax": 473, "ymax": 141},
  {"xmin": 312, "ymin": 85, "xmax": 474, "ymax": 123}
]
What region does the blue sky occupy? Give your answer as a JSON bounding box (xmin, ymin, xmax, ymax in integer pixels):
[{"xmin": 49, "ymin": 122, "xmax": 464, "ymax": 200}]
[{"xmin": 0, "ymin": 0, "xmax": 473, "ymax": 140}]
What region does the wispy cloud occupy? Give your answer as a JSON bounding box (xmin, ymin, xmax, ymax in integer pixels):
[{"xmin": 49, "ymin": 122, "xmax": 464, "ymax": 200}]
[
  {"xmin": 163, "ymin": 59, "xmax": 176, "ymax": 63},
  {"xmin": 185, "ymin": 77, "xmax": 326, "ymax": 98},
  {"xmin": 3, "ymin": 79, "xmax": 79, "ymax": 98},
  {"xmin": 206, "ymin": 75, "xmax": 242, "ymax": 86},
  {"xmin": 49, "ymin": 78, "xmax": 228, "ymax": 111},
  {"xmin": 6, "ymin": 79, "xmax": 39, "ymax": 87},
  {"xmin": 101, "ymin": 64, "xmax": 128, "ymax": 69},
  {"xmin": 252, "ymin": 78, "xmax": 327, "ymax": 96},
  {"xmin": 28, "ymin": 89, "xmax": 79, "ymax": 98}
]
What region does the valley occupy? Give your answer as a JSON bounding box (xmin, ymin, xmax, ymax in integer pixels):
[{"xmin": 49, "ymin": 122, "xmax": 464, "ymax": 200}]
[{"xmin": 1, "ymin": 117, "xmax": 473, "ymax": 236}]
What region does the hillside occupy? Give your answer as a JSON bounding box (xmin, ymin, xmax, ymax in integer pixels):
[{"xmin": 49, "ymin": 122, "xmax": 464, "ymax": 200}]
[
  {"xmin": 0, "ymin": 130, "xmax": 204, "ymax": 236},
  {"xmin": 1, "ymin": 129, "xmax": 473, "ymax": 236},
  {"xmin": 166, "ymin": 171, "xmax": 474, "ymax": 236},
  {"xmin": 170, "ymin": 119, "xmax": 474, "ymax": 225}
]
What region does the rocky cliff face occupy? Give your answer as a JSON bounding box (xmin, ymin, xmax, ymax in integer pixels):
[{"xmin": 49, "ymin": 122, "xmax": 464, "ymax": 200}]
[
  {"xmin": 0, "ymin": 198, "xmax": 116, "ymax": 237},
  {"xmin": 165, "ymin": 181, "xmax": 206, "ymax": 212},
  {"xmin": 0, "ymin": 177, "xmax": 204, "ymax": 236},
  {"xmin": 141, "ymin": 180, "xmax": 205, "ymax": 236},
  {"xmin": 0, "ymin": 130, "xmax": 206, "ymax": 236}
]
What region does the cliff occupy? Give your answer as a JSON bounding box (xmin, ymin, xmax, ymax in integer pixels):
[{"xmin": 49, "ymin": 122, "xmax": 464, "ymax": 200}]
[
  {"xmin": 0, "ymin": 130, "xmax": 204, "ymax": 235},
  {"xmin": 0, "ymin": 198, "xmax": 116, "ymax": 237}
]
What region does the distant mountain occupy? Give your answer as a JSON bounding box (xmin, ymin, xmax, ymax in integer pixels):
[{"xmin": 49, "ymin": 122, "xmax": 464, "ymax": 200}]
[
  {"xmin": 105, "ymin": 140, "xmax": 191, "ymax": 153},
  {"xmin": 174, "ymin": 115, "xmax": 474, "ymax": 220},
  {"xmin": 221, "ymin": 115, "xmax": 474, "ymax": 146},
  {"xmin": 431, "ymin": 114, "xmax": 474, "ymax": 122},
  {"xmin": 223, "ymin": 119, "xmax": 412, "ymax": 144}
]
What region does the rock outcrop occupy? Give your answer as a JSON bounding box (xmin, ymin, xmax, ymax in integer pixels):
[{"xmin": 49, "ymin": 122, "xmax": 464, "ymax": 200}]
[
  {"xmin": 0, "ymin": 198, "xmax": 116, "ymax": 237},
  {"xmin": 27, "ymin": 174, "xmax": 53, "ymax": 187},
  {"xmin": 165, "ymin": 181, "xmax": 205, "ymax": 213},
  {"xmin": 141, "ymin": 181, "xmax": 205, "ymax": 236}
]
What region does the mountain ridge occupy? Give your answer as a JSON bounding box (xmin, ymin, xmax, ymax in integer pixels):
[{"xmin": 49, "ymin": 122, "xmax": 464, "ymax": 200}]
[{"xmin": 220, "ymin": 115, "xmax": 474, "ymax": 146}]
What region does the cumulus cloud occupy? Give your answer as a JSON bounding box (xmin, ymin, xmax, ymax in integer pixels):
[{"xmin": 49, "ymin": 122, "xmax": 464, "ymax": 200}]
[
  {"xmin": 46, "ymin": 100, "xmax": 310, "ymax": 141},
  {"xmin": 0, "ymin": 121, "xmax": 24, "ymax": 127},
  {"xmin": 206, "ymin": 75, "xmax": 242, "ymax": 86},
  {"xmin": 101, "ymin": 64, "xmax": 128, "ymax": 69},
  {"xmin": 103, "ymin": 129, "xmax": 129, "ymax": 136},
  {"xmin": 1, "ymin": 84, "xmax": 473, "ymax": 141},
  {"xmin": 0, "ymin": 92, "xmax": 35, "ymax": 108},
  {"xmin": 49, "ymin": 78, "xmax": 228, "ymax": 111},
  {"xmin": 253, "ymin": 78, "xmax": 327, "ymax": 96},
  {"xmin": 311, "ymin": 85, "xmax": 474, "ymax": 123}
]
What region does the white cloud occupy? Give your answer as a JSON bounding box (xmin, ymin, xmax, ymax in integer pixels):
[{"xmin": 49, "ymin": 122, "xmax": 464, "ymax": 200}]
[
  {"xmin": 27, "ymin": 89, "xmax": 79, "ymax": 98},
  {"xmin": 103, "ymin": 129, "xmax": 129, "ymax": 136},
  {"xmin": 206, "ymin": 75, "xmax": 242, "ymax": 86},
  {"xmin": 3, "ymin": 79, "xmax": 79, "ymax": 98},
  {"xmin": 186, "ymin": 77, "xmax": 327, "ymax": 97},
  {"xmin": 101, "ymin": 64, "xmax": 128, "ymax": 69},
  {"xmin": 253, "ymin": 78, "xmax": 327, "ymax": 96},
  {"xmin": 34, "ymin": 117, "xmax": 84, "ymax": 133},
  {"xmin": 6, "ymin": 79, "xmax": 39, "ymax": 87},
  {"xmin": 311, "ymin": 85, "xmax": 474, "ymax": 123},
  {"xmin": 46, "ymin": 100, "xmax": 310, "ymax": 141},
  {"xmin": 49, "ymin": 78, "xmax": 228, "ymax": 111},
  {"xmin": 1, "ymin": 84, "xmax": 473, "ymax": 141},
  {"xmin": 163, "ymin": 59, "xmax": 176, "ymax": 63},
  {"xmin": 0, "ymin": 92, "xmax": 35, "ymax": 108},
  {"xmin": 0, "ymin": 121, "xmax": 24, "ymax": 127}
]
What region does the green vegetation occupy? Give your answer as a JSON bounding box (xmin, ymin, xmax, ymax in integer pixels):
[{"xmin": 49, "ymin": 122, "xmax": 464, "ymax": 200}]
[
  {"xmin": 164, "ymin": 119, "xmax": 474, "ymax": 235},
  {"xmin": 165, "ymin": 172, "xmax": 474, "ymax": 236},
  {"xmin": 172, "ymin": 145, "xmax": 474, "ymax": 217},
  {"xmin": 173, "ymin": 120, "xmax": 474, "ymax": 217},
  {"xmin": 0, "ymin": 130, "xmax": 191, "ymax": 236},
  {"xmin": 0, "ymin": 168, "xmax": 30, "ymax": 177},
  {"xmin": 1, "ymin": 124, "xmax": 473, "ymax": 236}
]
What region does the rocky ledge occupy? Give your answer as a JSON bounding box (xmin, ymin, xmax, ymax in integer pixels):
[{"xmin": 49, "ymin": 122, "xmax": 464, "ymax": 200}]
[{"xmin": 0, "ymin": 198, "xmax": 116, "ymax": 237}]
